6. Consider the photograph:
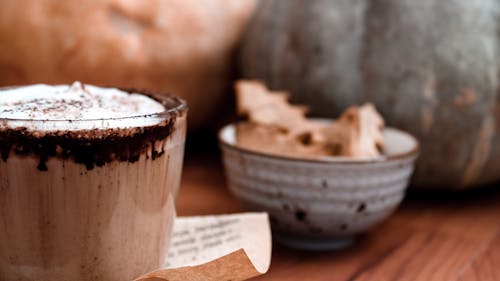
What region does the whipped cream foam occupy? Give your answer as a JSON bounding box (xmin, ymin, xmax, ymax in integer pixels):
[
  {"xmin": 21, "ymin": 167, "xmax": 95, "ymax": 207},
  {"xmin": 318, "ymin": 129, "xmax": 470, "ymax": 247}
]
[{"xmin": 0, "ymin": 82, "xmax": 167, "ymax": 131}]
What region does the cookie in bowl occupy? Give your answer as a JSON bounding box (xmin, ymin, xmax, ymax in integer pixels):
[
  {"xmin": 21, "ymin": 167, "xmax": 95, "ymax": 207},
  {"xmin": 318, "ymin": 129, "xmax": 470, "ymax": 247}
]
[{"xmin": 219, "ymin": 81, "xmax": 419, "ymax": 250}]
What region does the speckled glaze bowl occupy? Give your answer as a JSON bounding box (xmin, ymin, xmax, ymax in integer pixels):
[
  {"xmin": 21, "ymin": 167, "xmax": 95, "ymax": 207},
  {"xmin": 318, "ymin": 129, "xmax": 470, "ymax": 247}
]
[{"xmin": 218, "ymin": 121, "xmax": 419, "ymax": 250}]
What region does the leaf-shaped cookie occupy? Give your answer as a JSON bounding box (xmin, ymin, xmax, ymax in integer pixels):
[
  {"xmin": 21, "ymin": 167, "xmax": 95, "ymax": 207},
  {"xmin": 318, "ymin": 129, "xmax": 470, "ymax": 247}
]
[
  {"xmin": 321, "ymin": 103, "xmax": 384, "ymax": 157},
  {"xmin": 235, "ymin": 80, "xmax": 313, "ymax": 136}
]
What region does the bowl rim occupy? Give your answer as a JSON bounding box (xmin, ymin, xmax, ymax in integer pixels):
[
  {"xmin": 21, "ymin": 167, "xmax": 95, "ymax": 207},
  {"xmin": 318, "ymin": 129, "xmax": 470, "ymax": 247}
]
[{"xmin": 218, "ymin": 120, "xmax": 420, "ymax": 164}]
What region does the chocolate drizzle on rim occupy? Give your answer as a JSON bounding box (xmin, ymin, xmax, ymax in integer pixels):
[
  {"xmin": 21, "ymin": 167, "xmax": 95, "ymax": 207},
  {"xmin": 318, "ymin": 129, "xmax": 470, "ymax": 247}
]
[{"xmin": 0, "ymin": 88, "xmax": 187, "ymax": 171}]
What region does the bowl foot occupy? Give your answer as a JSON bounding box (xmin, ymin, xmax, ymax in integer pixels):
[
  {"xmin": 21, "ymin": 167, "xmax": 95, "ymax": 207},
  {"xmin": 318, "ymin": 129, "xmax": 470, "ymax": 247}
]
[{"xmin": 275, "ymin": 233, "xmax": 355, "ymax": 251}]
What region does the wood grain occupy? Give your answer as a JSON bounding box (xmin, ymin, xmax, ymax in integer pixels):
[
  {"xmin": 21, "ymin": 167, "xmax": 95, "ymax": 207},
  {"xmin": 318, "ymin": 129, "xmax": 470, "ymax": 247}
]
[{"xmin": 177, "ymin": 153, "xmax": 500, "ymax": 281}]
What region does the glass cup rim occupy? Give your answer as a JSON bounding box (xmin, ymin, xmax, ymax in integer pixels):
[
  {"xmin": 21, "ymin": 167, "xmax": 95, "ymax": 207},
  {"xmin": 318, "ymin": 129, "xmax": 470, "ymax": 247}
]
[{"xmin": 0, "ymin": 86, "xmax": 188, "ymax": 125}]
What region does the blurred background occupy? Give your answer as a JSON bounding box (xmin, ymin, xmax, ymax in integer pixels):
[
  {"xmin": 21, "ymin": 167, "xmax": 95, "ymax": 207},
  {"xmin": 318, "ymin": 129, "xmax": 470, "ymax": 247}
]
[
  {"xmin": 0, "ymin": 0, "xmax": 498, "ymax": 190},
  {"xmin": 2, "ymin": 1, "xmax": 500, "ymax": 279}
]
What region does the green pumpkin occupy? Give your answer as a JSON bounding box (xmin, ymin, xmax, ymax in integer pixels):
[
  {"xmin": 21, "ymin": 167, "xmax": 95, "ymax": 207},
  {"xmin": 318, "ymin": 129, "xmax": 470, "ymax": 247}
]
[{"xmin": 241, "ymin": 0, "xmax": 500, "ymax": 189}]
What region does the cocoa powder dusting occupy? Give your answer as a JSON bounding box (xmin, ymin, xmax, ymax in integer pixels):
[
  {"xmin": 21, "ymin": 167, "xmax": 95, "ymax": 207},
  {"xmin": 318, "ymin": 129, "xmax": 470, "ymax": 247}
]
[{"xmin": 0, "ymin": 122, "xmax": 174, "ymax": 171}]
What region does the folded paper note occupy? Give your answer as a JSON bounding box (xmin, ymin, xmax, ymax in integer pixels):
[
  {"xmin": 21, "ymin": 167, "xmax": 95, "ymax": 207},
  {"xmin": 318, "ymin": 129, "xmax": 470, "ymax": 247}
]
[{"xmin": 136, "ymin": 213, "xmax": 272, "ymax": 281}]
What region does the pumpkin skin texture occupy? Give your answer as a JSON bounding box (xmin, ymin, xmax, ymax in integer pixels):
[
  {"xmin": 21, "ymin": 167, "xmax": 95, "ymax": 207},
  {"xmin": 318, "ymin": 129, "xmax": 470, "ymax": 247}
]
[
  {"xmin": 0, "ymin": 0, "xmax": 257, "ymax": 129},
  {"xmin": 241, "ymin": 0, "xmax": 500, "ymax": 189}
]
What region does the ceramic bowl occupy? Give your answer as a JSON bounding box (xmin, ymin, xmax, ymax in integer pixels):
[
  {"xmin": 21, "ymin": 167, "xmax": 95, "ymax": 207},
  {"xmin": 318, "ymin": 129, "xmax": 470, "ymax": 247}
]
[{"xmin": 218, "ymin": 120, "xmax": 419, "ymax": 250}]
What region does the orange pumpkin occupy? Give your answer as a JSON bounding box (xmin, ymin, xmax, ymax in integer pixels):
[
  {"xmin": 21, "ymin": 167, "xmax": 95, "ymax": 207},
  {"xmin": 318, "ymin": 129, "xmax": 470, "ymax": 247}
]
[{"xmin": 0, "ymin": 0, "xmax": 257, "ymax": 129}]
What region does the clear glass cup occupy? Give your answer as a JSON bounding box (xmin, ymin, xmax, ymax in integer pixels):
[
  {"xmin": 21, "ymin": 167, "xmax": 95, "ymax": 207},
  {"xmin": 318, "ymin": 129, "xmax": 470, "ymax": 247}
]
[{"xmin": 0, "ymin": 93, "xmax": 187, "ymax": 281}]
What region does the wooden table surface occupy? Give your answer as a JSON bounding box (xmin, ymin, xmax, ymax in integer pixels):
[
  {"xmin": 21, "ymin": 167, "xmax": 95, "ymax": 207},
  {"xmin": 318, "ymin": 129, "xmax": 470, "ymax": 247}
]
[{"xmin": 177, "ymin": 153, "xmax": 500, "ymax": 281}]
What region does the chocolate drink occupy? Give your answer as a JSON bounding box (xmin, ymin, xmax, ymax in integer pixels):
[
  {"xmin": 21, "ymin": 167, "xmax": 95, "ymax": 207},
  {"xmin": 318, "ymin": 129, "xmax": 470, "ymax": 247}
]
[{"xmin": 0, "ymin": 82, "xmax": 187, "ymax": 281}]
